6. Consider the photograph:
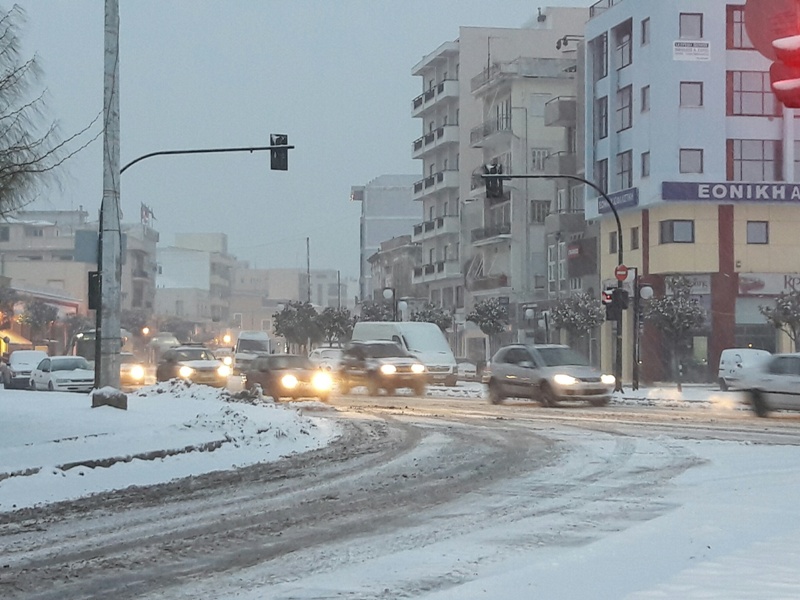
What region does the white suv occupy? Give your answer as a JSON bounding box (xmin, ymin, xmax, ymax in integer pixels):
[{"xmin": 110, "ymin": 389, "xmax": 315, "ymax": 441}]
[{"xmin": 739, "ymin": 353, "xmax": 800, "ymax": 417}]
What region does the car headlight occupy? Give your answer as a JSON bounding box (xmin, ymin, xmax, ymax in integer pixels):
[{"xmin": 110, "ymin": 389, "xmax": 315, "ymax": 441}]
[
  {"xmin": 281, "ymin": 374, "xmax": 298, "ymax": 389},
  {"xmin": 312, "ymin": 371, "xmax": 333, "ymax": 391},
  {"xmin": 179, "ymin": 365, "xmax": 194, "ymax": 378},
  {"xmin": 217, "ymin": 364, "xmax": 232, "ymax": 377},
  {"xmin": 411, "ymin": 363, "xmax": 426, "ymax": 374},
  {"xmin": 553, "ymin": 373, "xmax": 578, "ymax": 386},
  {"xmin": 222, "ymin": 356, "xmax": 233, "ymax": 366},
  {"xmin": 130, "ymin": 365, "xmax": 145, "ymax": 380},
  {"xmin": 380, "ymin": 364, "xmax": 397, "ymax": 375},
  {"xmin": 601, "ymin": 374, "xmax": 616, "ymax": 385}
]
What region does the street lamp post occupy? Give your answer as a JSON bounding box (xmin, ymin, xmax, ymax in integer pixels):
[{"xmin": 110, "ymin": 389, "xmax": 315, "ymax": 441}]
[
  {"xmin": 483, "ymin": 171, "xmax": 625, "ymax": 392},
  {"xmin": 383, "ymin": 287, "xmax": 397, "ymax": 322},
  {"xmin": 632, "ymin": 268, "xmax": 654, "ymax": 390}
]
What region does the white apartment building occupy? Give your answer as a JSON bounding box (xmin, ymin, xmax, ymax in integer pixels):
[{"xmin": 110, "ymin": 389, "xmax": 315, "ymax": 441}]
[
  {"xmin": 584, "ymin": 0, "xmax": 800, "ymax": 382},
  {"xmin": 351, "ymin": 175, "xmax": 419, "ymax": 302}
]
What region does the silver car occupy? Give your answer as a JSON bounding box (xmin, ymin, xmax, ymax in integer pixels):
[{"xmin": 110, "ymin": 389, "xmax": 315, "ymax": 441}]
[
  {"xmin": 738, "ymin": 352, "xmax": 800, "ymax": 417},
  {"xmin": 483, "ymin": 344, "xmax": 615, "ymax": 407}
]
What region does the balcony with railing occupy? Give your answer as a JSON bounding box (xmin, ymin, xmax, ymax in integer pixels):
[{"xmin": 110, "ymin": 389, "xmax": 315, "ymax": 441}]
[
  {"xmin": 471, "ymin": 57, "xmax": 577, "ymax": 94},
  {"xmin": 411, "ymin": 124, "xmax": 459, "ymax": 159},
  {"xmin": 544, "ymin": 96, "xmax": 577, "ymax": 127},
  {"xmin": 412, "ymin": 169, "xmax": 459, "ymax": 201},
  {"xmin": 412, "ymin": 215, "xmax": 459, "ymax": 242},
  {"xmin": 471, "ymin": 222, "xmax": 511, "ymax": 245},
  {"xmin": 411, "ymin": 79, "xmax": 459, "ymax": 117},
  {"xmin": 589, "ymin": 0, "xmax": 624, "ymax": 18},
  {"xmin": 544, "ymin": 151, "xmax": 577, "ymax": 176},
  {"xmin": 469, "ymin": 273, "xmax": 509, "ymax": 291},
  {"xmin": 470, "ymin": 115, "xmax": 511, "ymax": 147},
  {"xmin": 412, "ymin": 259, "xmax": 461, "ymax": 284}
]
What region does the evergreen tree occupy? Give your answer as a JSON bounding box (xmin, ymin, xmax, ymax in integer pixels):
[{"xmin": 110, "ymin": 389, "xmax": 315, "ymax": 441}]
[
  {"xmin": 467, "ymin": 298, "xmax": 508, "ymax": 354},
  {"xmin": 410, "ymin": 302, "xmax": 453, "ymax": 332},
  {"xmin": 358, "ymin": 300, "xmax": 394, "ymax": 322},
  {"xmin": 273, "ymin": 301, "xmax": 322, "ymax": 350},
  {"xmin": 549, "ymin": 292, "xmax": 605, "ymax": 346},
  {"xmin": 759, "ymin": 289, "xmax": 800, "ymax": 351},
  {"xmin": 316, "ymin": 306, "xmax": 353, "ymax": 345},
  {"xmin": 20, "ymin": 299, "xmax": 58, "ymax": 343},
  {"xmin": 0, "ymin": 286, "xmax": 18, "ymax": 329}
]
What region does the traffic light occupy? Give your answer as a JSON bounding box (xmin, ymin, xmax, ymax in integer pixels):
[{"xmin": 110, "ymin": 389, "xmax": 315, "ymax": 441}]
[
  {"xmin": 88, "ymin": 271, "xmax": 101, "ymax": 310},
  {"xmin": 605, "ymin": 287, "xmax": 629, "ymax": 321},
  {"xmin": 270, "ymin": 133, "xmax": 288, "ymax": 171},
  {"xmin": 484, "ymin": 163, "xmax": 504, "ymax": 199},
  {"xmin": 770, "ymin": 38, "xmax": 800, "ymax": 108}
]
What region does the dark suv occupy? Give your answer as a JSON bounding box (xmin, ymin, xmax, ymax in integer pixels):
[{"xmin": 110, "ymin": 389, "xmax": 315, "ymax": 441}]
[{"xmin": 338, "ymin": 341, "xmax": 427, "ymax": 396}]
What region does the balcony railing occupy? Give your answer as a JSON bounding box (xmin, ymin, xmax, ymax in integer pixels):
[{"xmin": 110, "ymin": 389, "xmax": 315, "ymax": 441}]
[
  {"xmin": 471, "ymin": 223, "xmax": 511, "ymax": 243},
  {"xmin": 544, "ymin": 96, "xmax": 577, "ymax": 127},
  {"xmin": 413, "ymin": 259, "xmax": 461, "ymax": 282},
  {"xmin": 411, "ymin": 124, "xmax": 459, "ymax": 157},
  {"xmin": 411, "ymin": 79, "xmax": 458, "ymax": 113},
  {"xmin": 470, "ymin": 115, "xmax": 511, "ymax": 146},
  {"xmin": 412, "ymin": 170, "xmax": 459, "ymax": 200},
  {"xmin": 412, "ymin": 215, "xmax": 460, "ymax": 241},
  {"xmin": 470, "ymin": 273, "xmax": 509, "ymax": 291},
  {"xmin": 590, "ymin": 0, "xmax": 624, "ymax": 18}
]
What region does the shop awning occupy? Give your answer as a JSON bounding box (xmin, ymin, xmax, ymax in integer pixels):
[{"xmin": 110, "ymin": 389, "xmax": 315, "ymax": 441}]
[{"xmin": 0, "ymin": 330, "xmax": 32, "ymax": 346}]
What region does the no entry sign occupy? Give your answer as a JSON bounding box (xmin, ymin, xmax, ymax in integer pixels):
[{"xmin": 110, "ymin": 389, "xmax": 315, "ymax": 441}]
[{"xmin": 614, "ymin": 264, "xmax": 629, "ymax": 281}]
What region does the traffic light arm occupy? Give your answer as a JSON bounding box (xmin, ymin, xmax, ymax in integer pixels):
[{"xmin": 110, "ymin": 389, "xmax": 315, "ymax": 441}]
[{"xmin": 120, "ymin": 144, "xmax": 295, "ymax": 174}]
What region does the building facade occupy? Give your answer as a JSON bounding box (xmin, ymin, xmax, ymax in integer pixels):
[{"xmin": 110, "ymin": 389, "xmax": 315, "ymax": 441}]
[{"xmin": 585, "ymin": 0, "xmax": 800, "ymax": 382}]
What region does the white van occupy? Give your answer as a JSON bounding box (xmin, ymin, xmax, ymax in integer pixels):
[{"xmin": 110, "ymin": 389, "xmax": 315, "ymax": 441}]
[
  {"xmin": 233, "ymin": 331, "xmax": 273, "ymax": 374},
  {"xmin": 350, "ymin": 321, "xmax": 458, "ymax": 386},
  {"xmin": 718, "ymin": 348, "xmax": 771, "ymax": 391}
]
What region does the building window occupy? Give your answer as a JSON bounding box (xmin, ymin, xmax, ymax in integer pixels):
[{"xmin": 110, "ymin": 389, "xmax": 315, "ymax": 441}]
[
  {"xmin": 641, "ymin": 151, "xmax": 650, "ymax": 177},
  {"xmin": 631, "ymin": 226, "xmax": 640, "ymax": 250},
  {"xmin": 641, "ymin": 18, "xmax": 650, "ymax": 45},
  {"xmin": 680, "ymin": 81, "xmax": 704, "ymax": 107},
  {"xmin": 728, "ymin": 139, "xmax": 782, "ymax": 180},
  {"xmin": 614, "ymin": 20, "xmax": 633, "ymax": 69},
  {"xmin": 0, "ymin": 227, "xmax": 8, "ymax": 242},
  {"xmin": 641, "ymin": 85, "xmax": 650, "ymax": 112},
  {"xmin": 595, "ymin": 158, "xmax": 608, "ymax": 193},
  {"xmin": 660, "ymin": 220, "xmax": 695, "ymax": 244},
  {"xmin": 24, "ymin": 227, "xmax": 44, "ymax": 237},
  {"xmin": 609, "ymin": 231, "xmax": 618, "ymax": 255},
  {"xmin": 747, "ymin": 221, "xmax": 769, "ymax": 244},
  {"xmin": 592, "ymin": 33, "xmax": 608, "ymax": 81},
  {"xmin": 531, "ymin": 148, "xmax": 549, "ymax": 172},
  {"xmin": 617, "ymin": 85, "xmax": 633, "ymax": 131},
  {"xmin": 530, "ymin": 200, "xmax": 549, "ymax": 223},
  {"xmin": 728, "ymin": 71, "xmax": 781, "ymax": 116},
  {"xmin": 727, "ymin": 5, "xmax": 754, "ymax": 50},
  {"xmin": 680, "ymin": 148, "xmax": 704, "ymax": 173},
  {"xmin": 595, "ymin": 96, "xmax": 608, "ymax": 140},
  {"xmin": 680, "ymin": 13, "xmax": 703, "ymax": 39},
  {"xmin": 616, "ymin": 150, "xmax": 633, "ymax": 189}
]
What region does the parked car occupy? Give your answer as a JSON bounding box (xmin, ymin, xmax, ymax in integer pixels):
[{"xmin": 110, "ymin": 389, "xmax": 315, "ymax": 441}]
[
  {"xmin": 30, "ymin": 356, "xmax": 94, "ymax": 393},
  {"xmin": 739, "ymin": 352, "xmax": 800, "ymax": 417},
  {"xmin": 308, "ymin": 346, "xmax": 344, "ymax": 371},
  {"xmin": 456, "ymin": 359, "xmax": 478, "ymax": 382},
  {"xmin": 119, "ymin": 352, "xmax": 147, "ymax": 390},
  {"xmin": 483, "ymin": 344, "xmax": 615, "ymax": 407},
  {"xmin": 244, "ymin": 354, "xmax": 333, "ymax": 402},
  {"xmin": 338, "ymin": 340, "xmax": 427, "ymax": 396},
  {"xmin": 3, "ymin": 350, "xmax": 48, "ymax": 389},
  {"xmin": 717, "ymin": 347, "xmax": 771, "ymax": 391},
  {"xmin": 156, "ymin": 346, "xmax": 232, "ymax": 388}
]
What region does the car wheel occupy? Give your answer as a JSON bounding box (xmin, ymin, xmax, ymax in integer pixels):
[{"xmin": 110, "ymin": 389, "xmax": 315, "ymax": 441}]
[
  {"xmin": 488, "ymin": 380, "xmax": 504, "ymax": 405},
  {"xmin": 47, "ymin": 380, "xmax": 55, "ymax": 392},
  {"xmin": 366, "ymin": 377, "xmax": 380, "ymax": 397},
  {"xmin": 384, "ymin": 386, "xmax": 396, "ymax": 396},
  {"xmin": 749, "ymin": 389, "xmax": 769, "ymax": 417},
  {"xmin": 412, "ymin": 383, "xmax": 426, "ymax": 397},
  {"xmin": 719, "ymin": 378, "xmax": 729, "ymax": 392},
  {"xmin": 540, "ymin": 383, "xmax": 560, "ymax": 407},
  {"xmin": 29, "ymin": 380, "xmax": 35, "ymax": 391},
  {"xmin": 590, "ymin": 396, "xmax": 610, "ymax": 407}
]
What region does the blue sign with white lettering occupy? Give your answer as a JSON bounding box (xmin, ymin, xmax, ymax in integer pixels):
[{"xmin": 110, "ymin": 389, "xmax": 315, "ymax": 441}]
[
  {"xmin": 662, "ymin": 181, "xmax": 800, "ymax": 202},
  {"xmin": 598, "ymin": 187, "xmax": 639, "ymax": 213}
]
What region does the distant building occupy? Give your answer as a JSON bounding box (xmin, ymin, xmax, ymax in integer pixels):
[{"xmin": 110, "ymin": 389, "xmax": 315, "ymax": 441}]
[
  {"xmin": 367, "ymin": 235, "xmax": 422, "ymax": 316},
  {"xmin": 351, "ymin": 174, "xmax": 419, "ymax": 302}
]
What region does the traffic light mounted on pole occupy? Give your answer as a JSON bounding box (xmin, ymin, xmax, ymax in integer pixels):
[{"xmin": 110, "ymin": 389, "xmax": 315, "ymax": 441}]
[
  {"xmin": 270, "ymin": 133, "xmax": 289, "ymax": 171},
  {"xmin": 484, "ymin": 163, "xmax": 505, "ymax": 199}
]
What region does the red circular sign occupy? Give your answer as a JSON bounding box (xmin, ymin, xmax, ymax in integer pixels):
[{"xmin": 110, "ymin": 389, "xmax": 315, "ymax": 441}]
[
  {"xmin": 614, "ymin": 265, "xmax": 629, "ymax": 281},
  {"xmin": 745, "ymin": 0, "xmax": 800, "ymax": 61}
]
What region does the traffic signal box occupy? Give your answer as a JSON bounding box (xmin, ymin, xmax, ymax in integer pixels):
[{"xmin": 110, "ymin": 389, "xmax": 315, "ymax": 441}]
[
  {"xmin": 771, "ymin": 38, "xmax": 800, "ymax": 108},
  {"xmin": 604, "ymin": 287, "xmax": 629, "ymax": 321},
  {"xmin": 484, "ymin": 163, "xmax": 505, "ymax": 199}
]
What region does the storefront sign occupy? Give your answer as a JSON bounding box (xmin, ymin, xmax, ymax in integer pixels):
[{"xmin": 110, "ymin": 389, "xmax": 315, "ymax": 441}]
[
  {"xmin": 739, "ymin": 273, "xmax": 800, "ymax": 295},
  {"xmin": 663, "ymin": 181, "xmax": 800, "ymax": 202},
  {"xmin": 598, "ymin": 187, "xmax": 639, "ymax": 214}
]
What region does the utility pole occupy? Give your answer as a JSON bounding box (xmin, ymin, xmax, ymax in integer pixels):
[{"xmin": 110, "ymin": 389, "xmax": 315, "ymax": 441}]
[
  {"xmin": 97, "ymin": 0, "xmax": 122, "ymax": 389},
  {"xmin": 306, "ymin": 237, "xmax": 311, "ymax": 303}
]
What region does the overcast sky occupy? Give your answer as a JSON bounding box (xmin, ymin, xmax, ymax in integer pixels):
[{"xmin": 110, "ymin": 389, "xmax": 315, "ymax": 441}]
[{"xmin": 14, "ymin": 0, "xmax": 592, "ymax": 278}]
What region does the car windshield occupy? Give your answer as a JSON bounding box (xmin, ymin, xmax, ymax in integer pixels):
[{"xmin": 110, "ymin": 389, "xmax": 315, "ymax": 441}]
[
  {"xmin": 534, "ymin": 346, "xmax": 589, "ymax": 367},
  {"xmin": 51, "ymin": 357, "xmax": 91, "ymax": 371},
  {"xmin": 10, "ymin": 351, "xmax": 47, "ymax": 366},
  {"xmin": 238, "ymin": 339, "xmax": 270, "ymax": 352},
  {"xmin": 401, "ymin": 326, "xmax": 451, "ymax": 353},
  {"xmin": 269, "ymin": 356, "xmax": 311, "ymax": 369},
  {"xmin": 174, "ymin": 349, "xmax": 215, "ymax": 361},
  {"xmin": 367, "ymin": 344, "xmax": 407, "ymax": 358}
]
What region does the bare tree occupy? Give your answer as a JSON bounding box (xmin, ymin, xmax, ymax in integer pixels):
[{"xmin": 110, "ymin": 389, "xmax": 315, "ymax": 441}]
[{"xmin": 0, "ymin": 6, "xmax": 100, "ymax": 217}]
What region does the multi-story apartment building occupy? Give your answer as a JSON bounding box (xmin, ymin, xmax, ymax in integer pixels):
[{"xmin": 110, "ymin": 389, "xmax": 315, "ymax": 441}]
[
  {"xmin": 585, "ymin": 0, "xmax": 800, "ymax": 382},
  {"xmin": 411, "ymin": 8, "xmax": 590, "ymax": 360},
  {"xmin": 0, "ymin": 209, "xmax": 158, "ymax": 316},
  {"xmin": 367, "ymin": 234, "xmax": 422, "ymax": 313},
  {"xmin": 351, "ymin": 175, "xmax": 419, "ymax": 302},
  {"xmin": 156, "ymin": 233, "xmax": 235, "ymax": 325}
]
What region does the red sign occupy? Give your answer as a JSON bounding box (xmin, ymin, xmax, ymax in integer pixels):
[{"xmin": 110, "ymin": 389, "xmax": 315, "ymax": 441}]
[
  {"xmin": 614, "ymin": 264, "xmax": 629, "ymax": 281},
  {"xmin": 745, "ymin": 0, "xmax": 800, "ymax": 61}
]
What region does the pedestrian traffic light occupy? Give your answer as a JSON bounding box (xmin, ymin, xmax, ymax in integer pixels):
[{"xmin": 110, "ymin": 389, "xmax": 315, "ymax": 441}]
[
  {"xmin": 612, "ymin": 287, "xmax": 629, "ymax": 309},
  {"xmin": 270, "ymin": 133, "xmax": 288, "ymax": 171},
  {"xmin": 605, "ymin": 287, "xmax": 629, "ymax": 321},
  {"xmin": 484, "ymin": 163, "xmax": 504, "ymax": 199}
]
